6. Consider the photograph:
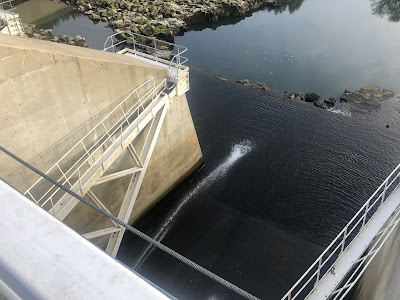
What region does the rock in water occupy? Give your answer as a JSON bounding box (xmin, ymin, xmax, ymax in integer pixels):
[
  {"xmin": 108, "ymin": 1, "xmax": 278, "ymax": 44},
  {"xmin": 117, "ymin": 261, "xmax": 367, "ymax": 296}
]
[
  {"xmin": 237, "ymin": 79, "xmax": 250, "ymax": 86},
  {"xmin": 305, "ymin": 93, "xmax": 320, "ymax": 102},
  {"xmin": 340, "ymin": 91, "xmax": 368, "ymax": 103},
  {"xmin": 340, "ymin": 86, "xmax": 395, "ymax": 111},
  {"xmin": 314, "ymin": 98, "xmax": 335, "ymax": 109}
]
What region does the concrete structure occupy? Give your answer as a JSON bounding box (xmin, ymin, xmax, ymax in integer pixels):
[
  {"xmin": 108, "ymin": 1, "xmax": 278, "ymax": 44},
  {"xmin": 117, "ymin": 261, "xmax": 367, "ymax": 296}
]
[
  {"xmin": 0, "ymin": 34, "xmax": 202, "ymax": 249},
  {"xmin": 0, "ymin": 180, "xmax": 172, "ymax": 300}
]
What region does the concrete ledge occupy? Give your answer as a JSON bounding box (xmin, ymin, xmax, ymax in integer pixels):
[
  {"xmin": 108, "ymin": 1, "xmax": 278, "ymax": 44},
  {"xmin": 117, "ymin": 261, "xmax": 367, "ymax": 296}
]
[{"xmin": 0, "ymin": 180, "xmax": 171, "ymax": 300}]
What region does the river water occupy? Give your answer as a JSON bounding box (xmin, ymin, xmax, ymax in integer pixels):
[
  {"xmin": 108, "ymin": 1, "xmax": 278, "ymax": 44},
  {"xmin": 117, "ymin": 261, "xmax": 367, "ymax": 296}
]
[{"xmin": 14, "ymin": 0, "xmax": 400, "ymax": 298}]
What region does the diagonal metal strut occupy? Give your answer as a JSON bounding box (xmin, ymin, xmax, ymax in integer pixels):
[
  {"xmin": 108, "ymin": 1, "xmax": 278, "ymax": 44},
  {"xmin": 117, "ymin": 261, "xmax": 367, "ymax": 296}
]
[{"xmin": 106, "ymin": 99, "xmax": 169, "ymax": 257}]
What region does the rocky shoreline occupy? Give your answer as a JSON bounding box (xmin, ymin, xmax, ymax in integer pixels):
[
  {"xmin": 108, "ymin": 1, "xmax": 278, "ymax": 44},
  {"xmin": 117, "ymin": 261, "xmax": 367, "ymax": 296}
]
[
  {"xmin": 25, "ymin": 25, "xmax": 88, "ymax": 47},
  {"xmin": 60, "ymin": 0, "xmax": 281, "ymax": 43},
  {"xmin": 233, "ymin": 77, "xmax": 396, "ymax": 112}
]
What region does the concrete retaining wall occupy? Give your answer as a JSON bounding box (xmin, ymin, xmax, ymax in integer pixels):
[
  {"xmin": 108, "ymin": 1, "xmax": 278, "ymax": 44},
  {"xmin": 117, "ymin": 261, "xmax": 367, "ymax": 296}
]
[{"xmin": 0, "ymin": 34, "xmax": 203, "ymax": 241}]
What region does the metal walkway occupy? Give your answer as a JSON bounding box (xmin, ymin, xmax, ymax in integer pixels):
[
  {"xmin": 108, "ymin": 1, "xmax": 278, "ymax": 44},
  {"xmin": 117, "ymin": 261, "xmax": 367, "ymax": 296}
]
[
  {"xmin": 104, "ymin": 31, "xmax": 190, "ymax": 97},
  {"xmin": 282, "ymin": 163, "xmax": 400, "ymax": 300}
]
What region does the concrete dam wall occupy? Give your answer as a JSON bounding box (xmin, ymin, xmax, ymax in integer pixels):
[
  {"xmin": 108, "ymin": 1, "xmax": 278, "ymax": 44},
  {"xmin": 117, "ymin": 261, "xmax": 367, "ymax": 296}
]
[{"xmin": 0, "ymin": 34, "xmax": 203, "ymax": 244}]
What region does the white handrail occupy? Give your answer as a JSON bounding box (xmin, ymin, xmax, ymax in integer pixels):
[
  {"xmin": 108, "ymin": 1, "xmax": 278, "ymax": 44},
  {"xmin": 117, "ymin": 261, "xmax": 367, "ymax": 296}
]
[
  {"xmin": 24, "ymin": 77, "xmax": 167, "ymax": 211},
  {"xmin": 281, "ymin": 163, "xmax": 400, "ymax": 299},
  {"xmin": 103, "ymin": 31, "xmax": 188, "ymax": 87}
]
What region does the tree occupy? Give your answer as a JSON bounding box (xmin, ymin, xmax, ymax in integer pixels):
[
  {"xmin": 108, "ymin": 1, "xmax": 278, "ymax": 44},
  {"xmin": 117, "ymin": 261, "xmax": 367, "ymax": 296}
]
[{"xmin": 371, "ymin": 0, "xmax": 400, "ymax": 22}]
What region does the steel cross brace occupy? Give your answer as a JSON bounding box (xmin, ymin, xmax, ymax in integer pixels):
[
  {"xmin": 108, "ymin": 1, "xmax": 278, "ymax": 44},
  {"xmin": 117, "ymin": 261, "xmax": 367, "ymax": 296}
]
[{"xmin": 105, "ymin": 98, "xmax": 169, "ymax": 257}]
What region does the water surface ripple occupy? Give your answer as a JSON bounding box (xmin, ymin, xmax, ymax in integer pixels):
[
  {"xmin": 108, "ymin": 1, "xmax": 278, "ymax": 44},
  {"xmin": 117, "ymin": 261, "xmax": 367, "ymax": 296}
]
[{"xmin": 118, "ymin": 70, "xmax": 400, "ymax": 299}]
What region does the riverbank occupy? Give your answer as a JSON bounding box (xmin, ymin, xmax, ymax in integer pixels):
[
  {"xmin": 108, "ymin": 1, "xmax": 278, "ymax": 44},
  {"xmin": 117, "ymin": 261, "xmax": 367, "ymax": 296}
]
[
  {"xmin": 61, "ymin": 0, "xmax": 281, "ymax": 42},
  {"xmin": 232, "ymin": 77, "xmax": 397, "ymax": 113},
  {"xmin": 24, "ymin": 25, "xmax": 88, "ymax": 47}
]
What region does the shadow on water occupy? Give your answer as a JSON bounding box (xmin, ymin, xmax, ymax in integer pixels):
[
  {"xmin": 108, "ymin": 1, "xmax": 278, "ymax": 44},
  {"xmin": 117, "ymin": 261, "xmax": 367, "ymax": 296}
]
[{"xmin": 371, "ymin": 0, "xmax": 400, "ymax": 22}]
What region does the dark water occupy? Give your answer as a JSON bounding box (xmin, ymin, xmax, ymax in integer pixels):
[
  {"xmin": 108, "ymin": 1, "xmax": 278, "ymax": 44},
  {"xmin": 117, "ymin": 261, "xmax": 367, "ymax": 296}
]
[
  {"xmin": 176, "ymin": 0, "xmax": 400, "ymax": 98},
  {"xmin": 117, "ymin": 69, "xmax": 400, "ymax": 299}
]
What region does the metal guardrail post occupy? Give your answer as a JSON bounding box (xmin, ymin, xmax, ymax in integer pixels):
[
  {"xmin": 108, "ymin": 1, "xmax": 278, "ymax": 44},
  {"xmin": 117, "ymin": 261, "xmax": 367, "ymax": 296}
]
[
  {"xmin": 381, "ymin": 179, "xmax": 389, "ymax": 205},
  {"xmin": 340, "ymin": 226, "xmax": 348, "ymax": 255},
  {"xmin": 315, "ymin": 257, "xmax": 322, "ymax": 285},
  {"xmin": 362, "ymin": 200, "xmax": 370, "ymax": 227}
]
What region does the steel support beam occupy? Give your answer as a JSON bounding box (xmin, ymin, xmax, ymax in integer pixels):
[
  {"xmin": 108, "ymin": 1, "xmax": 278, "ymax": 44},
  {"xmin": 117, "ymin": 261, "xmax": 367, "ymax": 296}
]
[
  {"xmin": 105, "ymin": 99, "xmax": 169, "ymax": 257},
  {"xmin": 87, "ymin": 191, "xmax": 119, "ymax": 227},
  {"xmin": 127, "ymin": 144, "xmax": 143, "ymax": 168},
  {"xmin": 83, "ymin": 227, "xmax": 121, "ymax": 240},
  {"xmin": 94, "ymin": 167, "xmax": 142, "ymax": 186}
]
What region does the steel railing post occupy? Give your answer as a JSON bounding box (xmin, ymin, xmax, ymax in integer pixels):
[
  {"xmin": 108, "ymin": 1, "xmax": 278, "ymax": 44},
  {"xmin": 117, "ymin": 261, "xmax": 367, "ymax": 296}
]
[
  {"xmin": 362, "ymin": 200, "xmax": 370, "ymax": 227},
  {"xmin": 120, "ymin": 125, "xmax": 123, "ymax": 148},
  {"xmin": 381, "ymin": 179, "xmax": 389, "ymax": 205},
  {"xmin": 340, "ymin": 226, "xmax": 348, "ymax": 255},
  {"xmin": 315, "ymin": 256, "xmax": 322, "ymax": 285},
  {"xmin": 77, "ymin": 168, "xmax": 83, "ymax": 194}
]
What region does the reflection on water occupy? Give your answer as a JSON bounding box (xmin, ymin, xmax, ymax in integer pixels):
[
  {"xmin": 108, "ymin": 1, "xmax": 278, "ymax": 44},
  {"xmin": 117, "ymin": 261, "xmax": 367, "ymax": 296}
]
[
  {"xmin": 15, "ymin": 0, "xmax": 70, "ymax": 25},
  {"xmin": 188, "ymin": 0, "xmax": 306, "ymax": 32},
  {"xmin": 176, "ymin": 0, "xmax": 400, "ymax": 98},
  {"xmin": 267, "ymin": 0, "xmax": 306, "ymax": 14},
  {"xmin": 371, "ymin": 0, "xmax": 400, "ymax": 22}
]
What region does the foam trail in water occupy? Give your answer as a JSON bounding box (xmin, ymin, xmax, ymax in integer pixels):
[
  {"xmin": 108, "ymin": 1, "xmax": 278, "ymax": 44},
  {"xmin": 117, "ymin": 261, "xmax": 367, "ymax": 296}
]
[
  {"xmin": 328, "ymin": 107, "xmax": 352, "ymax": 117},
  {"xmin": 134, "ymin": 140, "xmax": 253, "ymax": 269}
]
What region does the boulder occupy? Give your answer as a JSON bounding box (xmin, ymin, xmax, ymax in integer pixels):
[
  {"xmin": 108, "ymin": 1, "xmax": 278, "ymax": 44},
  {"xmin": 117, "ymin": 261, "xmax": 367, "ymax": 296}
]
[
  {"xmin": 305, "ymin": 93, "xmax": 320, "ymax": 102},
  {"xmin": 359, "ymin": 85, "xmax": 380, "ymax": 94},
  {"xmin": 141, "ymin": 24, "xmax": 154, "ymax": 36},
  {"xmin": 314, "ymin": 98, "xmax": 335, "ymax": 109},
  {"xmin": 91, "ymin": 13, "xmax": 101, "ymax": 20},
  {"xmin": 340, "ymin": 91, "xmax": 367, "ymax": 103},
  {"xmin": 43, "ymin": 29, "xmax": 54, "ymax": 37},
  {"xmin": 77, "ymin": 5, "xmax": 86, "ymax": 12},
  {"xmin": 75, "ymin": 35, "xmax": 86, "ymax": 46},
  {"xmin": 237, "ymin": 79, "xmax": 250, "ymax": 86},
  {"xmin": 107, "ymin": 8, "xmax": 118, "ymax": 17},
  {"xmin": 296, "ymin": 92, "xmax": 305, "ymax": 100}
]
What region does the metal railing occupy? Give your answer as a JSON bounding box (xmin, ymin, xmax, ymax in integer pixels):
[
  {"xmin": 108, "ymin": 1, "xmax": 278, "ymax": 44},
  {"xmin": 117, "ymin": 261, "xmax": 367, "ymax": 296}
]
[
  {"xmin": 0, "ymin": 0, "xmax": 24, "ymax": 36},
  {"xmin": 24, "ymin": 77, "xmax": 167, "ymax": 214},
  {"xmin": 282, "ymin": 163, "xmax": 400, "ymax": 300},
  {"xmin": 103, "ymin": 31, "xmax": 188, "ymax": 87}
]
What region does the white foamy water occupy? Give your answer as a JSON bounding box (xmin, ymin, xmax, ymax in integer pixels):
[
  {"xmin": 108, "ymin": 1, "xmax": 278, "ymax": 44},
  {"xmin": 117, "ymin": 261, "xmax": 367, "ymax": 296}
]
[
  {"xmin": 328, "ymin": 107, "xmax": 352, "ymax": 117},
  {"xmin": 134, "ymin": 140, "xmax": 253, "ymax": 269}
]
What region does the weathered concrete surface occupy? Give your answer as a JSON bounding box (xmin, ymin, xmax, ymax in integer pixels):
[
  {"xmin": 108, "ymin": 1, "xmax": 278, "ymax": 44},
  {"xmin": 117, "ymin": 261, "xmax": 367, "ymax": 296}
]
[
  {"xmin": 1, "ymin": 33, "xmax": 165, "ymax": 186},
  {"xmin": 0, "ymin": 34, "xmax": 203, "ymax": 242},
  {"xmin": 355, "ymin": 217, "xmax": 400, "ymax": 300}
]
